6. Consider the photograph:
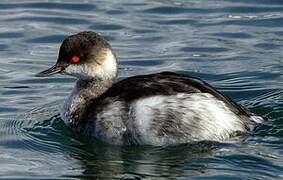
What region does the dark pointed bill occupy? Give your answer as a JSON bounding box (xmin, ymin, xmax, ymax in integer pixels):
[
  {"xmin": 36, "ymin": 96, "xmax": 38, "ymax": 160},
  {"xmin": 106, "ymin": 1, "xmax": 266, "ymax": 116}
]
[{"xmin": 36, "ymin": 64, "xmax": 64, "ymax": 77}]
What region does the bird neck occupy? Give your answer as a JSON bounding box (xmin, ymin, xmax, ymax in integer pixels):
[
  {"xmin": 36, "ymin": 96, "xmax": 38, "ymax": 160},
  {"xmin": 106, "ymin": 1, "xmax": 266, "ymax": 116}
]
[
  {"xmin": 75, "ymin": 78, "xmax": 114, "ymax": 100},
  {"xmin": 62, "ymin": 78, "xmax": 115, "ymax": 128}
]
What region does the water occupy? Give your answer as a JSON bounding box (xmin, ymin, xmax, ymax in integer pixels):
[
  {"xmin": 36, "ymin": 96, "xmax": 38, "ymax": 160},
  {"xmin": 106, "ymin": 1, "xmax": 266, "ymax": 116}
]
[{"xmin": 0, "ymin": 0, "xmax": 283, "ymax": 179}]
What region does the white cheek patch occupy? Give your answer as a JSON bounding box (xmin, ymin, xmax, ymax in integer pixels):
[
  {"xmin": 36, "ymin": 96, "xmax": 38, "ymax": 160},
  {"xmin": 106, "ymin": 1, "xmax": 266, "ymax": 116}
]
[
  {"xmin": 93, "ymin": 50, "xmax": 117, "ymax": 80},
  {"xmin": 64, "ymin": 50, "xmax": 117, "ymax": 80},
  {"xmin": 64, "ymin": 64, "xmax": 96, "ymax": 80}
]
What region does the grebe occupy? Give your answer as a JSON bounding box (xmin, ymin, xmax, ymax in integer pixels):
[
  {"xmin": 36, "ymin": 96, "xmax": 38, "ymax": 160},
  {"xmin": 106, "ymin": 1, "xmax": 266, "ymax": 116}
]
[{"xmin": 37, "ymin": 31, "xmax": 262, "ymax": 146}]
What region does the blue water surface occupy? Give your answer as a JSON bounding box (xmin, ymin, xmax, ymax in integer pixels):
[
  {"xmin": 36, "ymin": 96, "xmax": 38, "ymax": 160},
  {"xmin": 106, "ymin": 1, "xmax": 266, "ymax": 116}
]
[{"xmin": 0, "ymin": 0, "xmax": 283, "ymax": 179}]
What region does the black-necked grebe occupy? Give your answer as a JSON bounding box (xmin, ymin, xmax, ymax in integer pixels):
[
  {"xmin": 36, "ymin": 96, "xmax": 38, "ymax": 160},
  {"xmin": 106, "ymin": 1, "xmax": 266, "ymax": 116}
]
[{"xmin": 37, "ymin": 31, "xmax": 262, "ymax": 146}]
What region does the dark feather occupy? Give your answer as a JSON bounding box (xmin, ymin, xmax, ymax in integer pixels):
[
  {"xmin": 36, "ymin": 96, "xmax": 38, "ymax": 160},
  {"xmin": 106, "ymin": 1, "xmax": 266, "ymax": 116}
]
[{"xmin": 87, "ymin": 72, "xmax": 251, "ymax": 118}]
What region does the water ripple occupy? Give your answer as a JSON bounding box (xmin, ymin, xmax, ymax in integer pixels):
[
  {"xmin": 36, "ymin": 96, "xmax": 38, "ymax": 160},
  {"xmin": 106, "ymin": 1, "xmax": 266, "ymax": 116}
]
[
  {"xmin": 0, "ymin": 2, "xmax": 97, "ymax": 11},
  {"xmin": 6, "ymin": 16, "xmax": 91, "ymax": 25}
]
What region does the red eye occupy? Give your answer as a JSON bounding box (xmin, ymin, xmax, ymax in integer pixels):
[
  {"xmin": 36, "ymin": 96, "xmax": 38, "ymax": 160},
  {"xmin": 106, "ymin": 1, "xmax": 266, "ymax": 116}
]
[{"xmin": 71, "ymin": 55, "xmax": 80, "ymax": 64}]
